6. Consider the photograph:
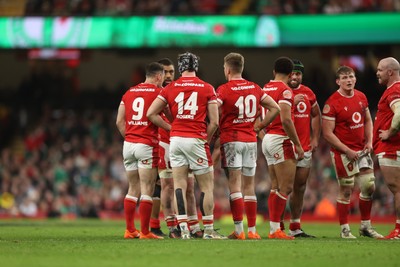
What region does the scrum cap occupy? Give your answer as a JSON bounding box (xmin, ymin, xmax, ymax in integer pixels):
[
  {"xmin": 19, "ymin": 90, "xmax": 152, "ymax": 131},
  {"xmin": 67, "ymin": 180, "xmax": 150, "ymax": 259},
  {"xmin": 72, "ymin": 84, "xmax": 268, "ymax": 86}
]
[{"xmin": 178, "ymin": 52, "xmax": 199, "ymax": 74}]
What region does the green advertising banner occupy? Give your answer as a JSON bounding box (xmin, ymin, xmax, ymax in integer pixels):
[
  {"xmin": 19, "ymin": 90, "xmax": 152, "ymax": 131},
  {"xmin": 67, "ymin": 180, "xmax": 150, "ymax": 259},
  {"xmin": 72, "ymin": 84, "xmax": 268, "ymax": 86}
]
[
  {"xmin": 0, "ymin": 16, "xmax": 279, "ymax": 48},
  {"xmin": 278, "ymin": 13, "xmax": 400, "ymax": 45},
  {"xmin": 0, "ymin": 14, "xmax": 399, "ymax": 48}
]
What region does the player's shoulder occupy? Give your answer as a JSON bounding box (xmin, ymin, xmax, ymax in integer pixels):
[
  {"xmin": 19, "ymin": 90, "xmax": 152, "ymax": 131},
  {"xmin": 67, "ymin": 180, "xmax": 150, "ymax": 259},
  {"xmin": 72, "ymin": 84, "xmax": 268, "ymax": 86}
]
[
  {"xmin": 388, "ymin": 81, "xmax": 400, "ymax": 92},
  {"xmin": 324, "ymin": 90, "xmax": 340, "ymax": 105},
  {"xmin": 353, "ymin": 89, "xmax": 367, "ymax": 98},
  {"xmin": 299, "ymin": 84, "xmax": 314, "ymax": 93}
]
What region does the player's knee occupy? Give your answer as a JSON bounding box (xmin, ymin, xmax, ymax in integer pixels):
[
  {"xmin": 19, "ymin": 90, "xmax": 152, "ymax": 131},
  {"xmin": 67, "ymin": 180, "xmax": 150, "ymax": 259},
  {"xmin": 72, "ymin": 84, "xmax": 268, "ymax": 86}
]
[
  {"xmin": 281, "ymin": 184, "xmax": 293, "ymax": 196},
  {"xmin": 338, "ymin": 176, "xmax": 355, "ymax": 187},
  {"xmin": 242, "ymin": 167, "xmax": 255, "ymax": 177},
  {"xmin": 359, "ymin": 173, "xmax": 376, "ymax": 198},
  {"xmin": 338, "ymin": 177, "xmax": 354, "ymax": 199}
]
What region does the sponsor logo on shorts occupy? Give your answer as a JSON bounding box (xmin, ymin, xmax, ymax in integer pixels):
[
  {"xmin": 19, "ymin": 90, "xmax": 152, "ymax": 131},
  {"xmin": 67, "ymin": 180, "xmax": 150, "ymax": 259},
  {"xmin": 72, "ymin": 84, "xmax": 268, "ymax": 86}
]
[
  {"xmin": 142, "ymin": 160, "xmax": 149, "ymax": 165},
  {"xmin": 274, "ymin": 153, "xmax": 281, "ymax": 159},
  {"xmin": 197, "ymin": 158, "xmax": 204, "ymax": 164},
  {"xmin": 347, "ymin": 162, "xmax": 353, "ymax": 171}
]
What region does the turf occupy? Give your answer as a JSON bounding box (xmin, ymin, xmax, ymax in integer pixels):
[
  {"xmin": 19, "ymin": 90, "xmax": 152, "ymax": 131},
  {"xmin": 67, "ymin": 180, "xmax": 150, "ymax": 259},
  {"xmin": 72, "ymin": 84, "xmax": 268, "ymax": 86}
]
[{"xmin": 0, "ymin": 220, "xmax": 399, "ymax": 267}]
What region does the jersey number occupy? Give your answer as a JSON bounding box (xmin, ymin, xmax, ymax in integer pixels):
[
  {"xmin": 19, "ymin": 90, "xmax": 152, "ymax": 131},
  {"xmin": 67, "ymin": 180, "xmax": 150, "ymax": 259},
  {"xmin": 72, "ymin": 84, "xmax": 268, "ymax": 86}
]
[
  {"xmin": 175, "ymin": 92, "xmax": 199, "ymax": 115},
  {"xmin": 235, "ymin": 95, "xmax": 257, "ymax": 118},
  {"xmin": 131, "ymin": 97, "xmax": 144, "ymax": 120}
]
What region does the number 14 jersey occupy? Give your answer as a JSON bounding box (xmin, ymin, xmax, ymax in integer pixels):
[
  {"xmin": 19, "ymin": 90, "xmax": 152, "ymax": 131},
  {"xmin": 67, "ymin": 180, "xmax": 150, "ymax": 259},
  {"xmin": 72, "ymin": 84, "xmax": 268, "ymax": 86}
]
[{"xmin": 158, "ymin": 76, "xmax": 217, "ymax": 140}]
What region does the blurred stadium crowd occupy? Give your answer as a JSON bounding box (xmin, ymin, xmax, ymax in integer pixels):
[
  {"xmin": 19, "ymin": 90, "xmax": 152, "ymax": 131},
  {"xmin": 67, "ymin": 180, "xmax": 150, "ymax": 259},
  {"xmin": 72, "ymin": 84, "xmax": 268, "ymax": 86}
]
[{"xmin": 20, "ymin": 0, "xmax": 400, "ymax": 16}]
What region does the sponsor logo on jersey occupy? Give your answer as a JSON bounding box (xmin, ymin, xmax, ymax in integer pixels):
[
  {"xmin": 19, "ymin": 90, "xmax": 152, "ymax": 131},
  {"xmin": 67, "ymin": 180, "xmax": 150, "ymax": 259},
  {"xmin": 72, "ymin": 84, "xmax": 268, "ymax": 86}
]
[
  {"xmin": 296, "ymin": 101, "xmax": 307, "ymax": 113},
  {"xmin": 175, "ymin": 82, "xmax": 204, "ymax": 87},
  {"xmin": 231, "ymin": 85, "xmax": 255, "ymax": 90},
  {"xmin": 352, "ymin": 112, "xmax": 362, "ymax": 123},
  {"xmin": 263, "ymin": 87, "xmax": 277, "ymax": 91},
  {"xmin": 283, "ymin": 89, "xmax": 292, "ymax": 99},
  {"xmin": 130, "ymin": 88, "xmax": 156, "ymax": 92},
  {"xmin": 322, "ymin": 104, "xmax": 330, "ymax": 114}
]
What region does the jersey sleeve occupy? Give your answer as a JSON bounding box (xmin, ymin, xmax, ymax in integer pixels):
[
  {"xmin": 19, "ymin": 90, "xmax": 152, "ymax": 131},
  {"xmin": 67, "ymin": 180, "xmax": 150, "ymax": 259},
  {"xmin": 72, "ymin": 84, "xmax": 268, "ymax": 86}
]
[
  {"xmin": 309, "ymin": 91, "xmax": 317, "ymax": 108},
  {"xmin": 216, "ymin": 85, "xmax": 225, "ymax": 105},
  {"xmin": 208, "ymin": 85, "xmax": 218, "ymax": 103},
  {"xmin": 322, "ymin": 98, "xmax": 336, "ymax": 121},
  {"xmin": 158, "ymin": 87, "xmax": 168, "ymax": 103},
  {"xmin": 387, "ymin": 89, "xmax": 400, "ymax": 107},
  {"xmin": 279, "ymin": 88, "xmax": 293, "ymax": 107}
]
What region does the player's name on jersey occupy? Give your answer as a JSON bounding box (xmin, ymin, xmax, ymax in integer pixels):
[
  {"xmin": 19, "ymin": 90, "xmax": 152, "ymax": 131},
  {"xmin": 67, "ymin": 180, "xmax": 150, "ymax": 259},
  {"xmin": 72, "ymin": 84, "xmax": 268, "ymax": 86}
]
[
  {"xmin": 233, "ymin": 118, "xmax": 255, "ymax": 123},
  {"xmin": 350, "ymin": 123, "xmax": 363, "ymax": 130},
  {"xmin": 263, "ymin": 87, "xmax": 277, "ymax": 91},
  {"xmin": 177, "ymin": 114, "xmax": 194, "ymax": 119},
  {"xmin": 231, "ymin": 85, "xmax": 255, "ymax": 90},
  {"xmin": 130, "ymin": 88, "xmax": 156, "ymax": 92},
  {"xmin": 128, "ymin": 121, "xmax": 148, "ymax": 126},
  {"xmin": 294, "ymin": 114, "xmax": 309, "ymax": 118},
  {"xmin": 175, "ymin": 83, "xmax": 204, "ymax": 87}
]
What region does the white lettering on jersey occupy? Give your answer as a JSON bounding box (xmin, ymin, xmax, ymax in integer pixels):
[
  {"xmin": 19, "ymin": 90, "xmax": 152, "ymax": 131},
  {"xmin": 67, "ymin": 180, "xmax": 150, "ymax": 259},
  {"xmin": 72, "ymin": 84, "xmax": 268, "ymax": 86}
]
[
  {"xmin": 127, "ymin": 121, "xmax": 148, "ymax": 126},
  {"xmin": 175, "ymin": 83, "xmax": 204, "ymax": 87},
  {"xmin": 231, "ymin": 85, "xmax": 255, "ymax": 90}
]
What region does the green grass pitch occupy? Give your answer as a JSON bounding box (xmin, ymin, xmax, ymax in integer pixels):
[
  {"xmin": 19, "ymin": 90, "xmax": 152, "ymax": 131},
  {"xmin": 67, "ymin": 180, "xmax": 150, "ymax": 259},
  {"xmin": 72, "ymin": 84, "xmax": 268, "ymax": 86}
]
[{"xmin": 0, "ymin": 219, "xmax": 399, "ymax": 267}]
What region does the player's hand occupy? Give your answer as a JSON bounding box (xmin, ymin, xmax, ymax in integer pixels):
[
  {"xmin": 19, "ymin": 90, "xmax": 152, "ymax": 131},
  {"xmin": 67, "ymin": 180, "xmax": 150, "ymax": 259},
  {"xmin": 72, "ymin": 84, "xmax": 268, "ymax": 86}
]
[
  {"xmin": 379, "ymin": 129, "xmax": 391, "ymax": 141},
  {"xmin": 294, "ymin": 94, "xmax": 305, "ymax": 105},
  {"xmin": 362, "ymin": 143, "xmax": 373, "ymax": 154},
  {"xmin": 295, "ymin": 145, "xmax": 304, "ymax": 160},
  {"xmin": 253, "ymin": 122, "xmax": 264, "ymax": 133},
  {"xmin": 309, "ymin": 138, "xmax": 319, "ymax": 152},
  {"xmin": 345, "ymin": 149, "xmax": 358, "ymax": 162}
]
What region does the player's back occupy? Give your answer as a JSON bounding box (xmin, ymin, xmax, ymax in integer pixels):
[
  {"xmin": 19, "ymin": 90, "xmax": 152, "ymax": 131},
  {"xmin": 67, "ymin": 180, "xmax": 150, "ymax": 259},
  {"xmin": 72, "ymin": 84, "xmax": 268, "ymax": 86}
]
[
  {"xmin": 217, "ymin": 79, "xmax": 265, "ymax": 144},
  {"xmin": 159, "ymin": 76, "xmax": 217, "ymax": 140},
  {"xmin": 123, "ymin": 83, "xmax": 160, "ymax": 146},
  {"xmin": 262, "ymin": 80, "xmax": 294, "ymax": 136}
]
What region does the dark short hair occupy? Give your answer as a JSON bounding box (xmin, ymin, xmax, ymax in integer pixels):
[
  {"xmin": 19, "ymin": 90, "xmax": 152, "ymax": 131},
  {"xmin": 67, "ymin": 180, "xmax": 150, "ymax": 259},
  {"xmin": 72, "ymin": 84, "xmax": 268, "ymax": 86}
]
[
  {"xmin": 158, "ymin": 58, "xmax": 174, "ymax": 66},
  {"xmin": 274, "ymin": 57, "xmax": 294, "ymax": 75},
  {"xmin": 145, "ymin": 62, "xmax": 164, "ymax": 77},
  {"xmin": 336, "ymin": 66, "xmax": 355, "ymax": 78},
  {"xmin": 292, "ymin": 59, "xmax": 304, "ymax": 74}
]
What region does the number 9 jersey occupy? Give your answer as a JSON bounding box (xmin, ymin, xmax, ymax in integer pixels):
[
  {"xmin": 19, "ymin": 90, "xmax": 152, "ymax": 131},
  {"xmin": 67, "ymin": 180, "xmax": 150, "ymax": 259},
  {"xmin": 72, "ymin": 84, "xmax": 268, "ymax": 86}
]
[{"xmin": 121, "ymin": 83, "xmax": 161, "ymax": 146}]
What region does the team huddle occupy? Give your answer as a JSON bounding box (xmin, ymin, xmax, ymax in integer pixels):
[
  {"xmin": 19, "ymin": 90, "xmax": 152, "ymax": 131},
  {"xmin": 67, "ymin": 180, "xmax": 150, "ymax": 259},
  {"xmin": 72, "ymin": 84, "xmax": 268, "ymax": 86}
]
[{"xmin": 116, "ymin": 53, "xmax": 400, "ymax": 240}]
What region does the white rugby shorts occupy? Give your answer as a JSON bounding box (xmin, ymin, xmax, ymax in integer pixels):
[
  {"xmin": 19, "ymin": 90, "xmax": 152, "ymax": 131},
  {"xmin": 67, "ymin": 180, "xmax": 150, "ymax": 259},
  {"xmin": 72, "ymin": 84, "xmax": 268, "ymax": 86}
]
[
  {"xmin": 123, "ymin": 141, "xmax": 158, "ymax": 171},
  {"xmin": 170, "ymin": 137, "xmax": 213, "ymax": 173}
]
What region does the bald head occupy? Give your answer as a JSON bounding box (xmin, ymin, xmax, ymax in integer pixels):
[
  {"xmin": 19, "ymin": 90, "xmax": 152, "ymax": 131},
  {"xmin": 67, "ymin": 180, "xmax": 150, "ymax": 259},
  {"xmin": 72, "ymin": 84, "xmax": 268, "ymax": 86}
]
[
  {"xmin": 377, "ymin": 57, "xmax": 400, "ymax": 87},
  {"xmin": 380, "ymin": 57, "xmax": 400, "ymax": 72}
]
